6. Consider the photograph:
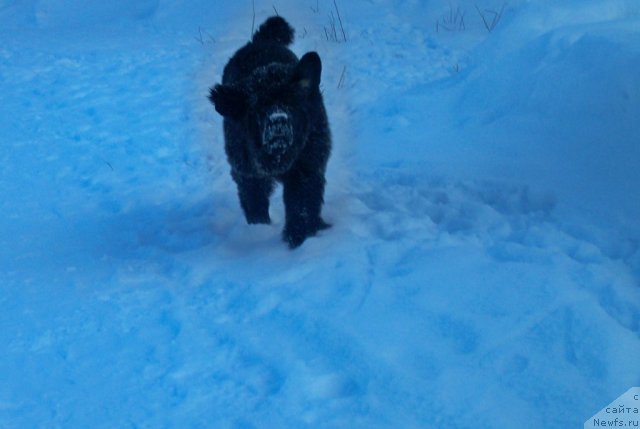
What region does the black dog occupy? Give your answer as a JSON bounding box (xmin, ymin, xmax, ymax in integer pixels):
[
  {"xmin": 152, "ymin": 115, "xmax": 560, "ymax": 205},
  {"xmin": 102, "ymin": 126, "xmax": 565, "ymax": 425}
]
[{"xmin": 209, "ymin": 16, "xmax": 332, "ymax": 248}]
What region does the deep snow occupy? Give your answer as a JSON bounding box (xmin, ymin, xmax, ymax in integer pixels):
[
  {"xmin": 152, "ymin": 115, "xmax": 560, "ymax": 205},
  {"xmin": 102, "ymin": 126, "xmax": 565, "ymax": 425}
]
[{"xmin": 1, "ymin": 0, "xmax": 639, "ymax": 428}]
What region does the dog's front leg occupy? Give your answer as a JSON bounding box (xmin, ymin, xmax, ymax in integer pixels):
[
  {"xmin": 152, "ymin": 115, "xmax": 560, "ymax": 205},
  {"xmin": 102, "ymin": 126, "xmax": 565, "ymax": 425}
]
[
  {"xmin": 232, "ymin": 172, "xmax": 275, "ymax": 224},
  {"xmin": 281, "ymin": 167, "xmax": 330, "ymax": 248}
]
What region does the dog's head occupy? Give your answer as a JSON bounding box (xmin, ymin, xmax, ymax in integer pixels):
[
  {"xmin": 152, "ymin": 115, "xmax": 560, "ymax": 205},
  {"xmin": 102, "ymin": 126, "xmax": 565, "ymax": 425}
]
[{"xmin": 209, "ymin": 52, "xmax": 322, "ymax": 175}]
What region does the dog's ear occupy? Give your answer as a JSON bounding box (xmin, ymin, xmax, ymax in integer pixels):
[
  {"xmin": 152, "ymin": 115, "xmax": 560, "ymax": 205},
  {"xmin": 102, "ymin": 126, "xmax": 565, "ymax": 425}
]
[
  {"xmin": 208, "ymin": 84, "xmax": 247, "ymax": 119},
  {"xmin": 294, "ymin": 52, "xmax": 322, "ymax": 90}
]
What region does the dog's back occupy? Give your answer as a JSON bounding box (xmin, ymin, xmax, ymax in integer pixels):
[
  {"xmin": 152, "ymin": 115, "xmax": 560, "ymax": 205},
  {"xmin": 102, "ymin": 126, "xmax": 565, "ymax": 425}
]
[{"xmin": 222, "ymin": 17, "xmax": 298, "ymax": 85}]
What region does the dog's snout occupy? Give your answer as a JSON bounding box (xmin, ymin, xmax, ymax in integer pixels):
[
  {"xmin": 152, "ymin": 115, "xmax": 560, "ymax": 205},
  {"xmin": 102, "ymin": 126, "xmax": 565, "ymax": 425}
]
[
  {"xmin": 263, "ymin": 108, "xmax": 293, "ymax": 150},
  {"xmin": 266, "ymin": 110, "xmax": 290, "ymax": 136}
]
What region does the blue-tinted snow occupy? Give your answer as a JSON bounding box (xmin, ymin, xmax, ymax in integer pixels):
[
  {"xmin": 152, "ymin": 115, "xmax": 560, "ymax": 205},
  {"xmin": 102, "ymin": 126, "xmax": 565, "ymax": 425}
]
[{"xmin": 1, "ymin": 1, "xmax": 639, "ymax": 428}]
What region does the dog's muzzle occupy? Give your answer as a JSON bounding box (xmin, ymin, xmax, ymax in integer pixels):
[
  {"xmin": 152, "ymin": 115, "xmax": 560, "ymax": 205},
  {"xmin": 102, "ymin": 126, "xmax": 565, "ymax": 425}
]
[{"xmin": 262, "ymin": 108, "xmax": 293, "ymax": 155}]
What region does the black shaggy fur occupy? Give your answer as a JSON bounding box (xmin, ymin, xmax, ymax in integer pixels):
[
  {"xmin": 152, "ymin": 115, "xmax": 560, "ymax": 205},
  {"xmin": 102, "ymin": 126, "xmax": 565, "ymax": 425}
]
[{"xmin": 208, "ymin": 16, "xmax": 332, "ymax": 249}]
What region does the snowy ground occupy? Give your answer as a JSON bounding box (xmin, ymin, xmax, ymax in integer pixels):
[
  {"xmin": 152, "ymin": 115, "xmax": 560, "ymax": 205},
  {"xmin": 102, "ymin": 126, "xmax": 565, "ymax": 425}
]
[{"xmin": 1, "ymin": 0, "xmax": 639, "ymax": 428}]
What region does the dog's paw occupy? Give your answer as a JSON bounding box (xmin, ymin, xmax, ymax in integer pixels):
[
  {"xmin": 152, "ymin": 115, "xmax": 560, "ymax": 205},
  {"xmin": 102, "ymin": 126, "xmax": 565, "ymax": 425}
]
[
  {"xmin": 282, "ymin": 229, "xmax": 306, "ymax": 249},
  {"xmin": 246, "ymin": 214, "xmax": 271, "ymax": 225},
  {"xmin": 282, "ymin": 218, "xmax": 331, "ymax": 249}
]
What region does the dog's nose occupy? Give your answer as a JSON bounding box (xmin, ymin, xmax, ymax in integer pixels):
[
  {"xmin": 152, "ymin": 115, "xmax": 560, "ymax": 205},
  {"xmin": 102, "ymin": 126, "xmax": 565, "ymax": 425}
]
[
  {"xmin": 266, "ymin": 110, "xmax": 290, "ymax": 135},
  {"xmin": 263, "ymin": 108, "xmax": 292, "ymax": 147},
  {"xmin": 268, "ymin": 110, "xmax": 289, "ymax": 125}
]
